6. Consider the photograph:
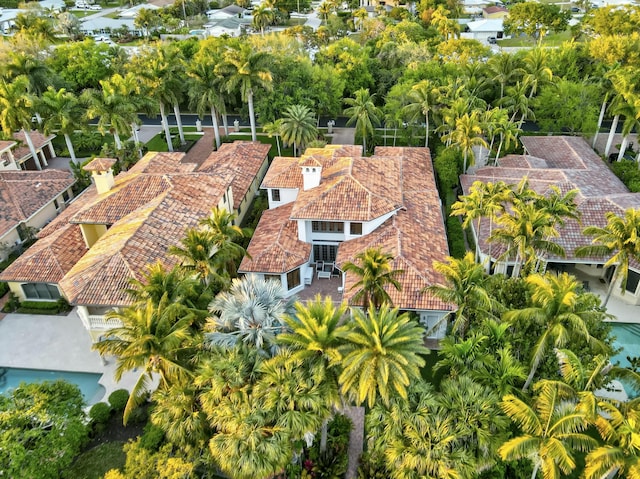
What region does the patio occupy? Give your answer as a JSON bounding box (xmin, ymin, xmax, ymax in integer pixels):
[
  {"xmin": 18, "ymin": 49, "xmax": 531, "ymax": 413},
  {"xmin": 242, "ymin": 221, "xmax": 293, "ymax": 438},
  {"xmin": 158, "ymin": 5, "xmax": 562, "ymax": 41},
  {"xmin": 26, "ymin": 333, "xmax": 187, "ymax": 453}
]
[
  {"xmin": 296, "ymin": 275, "xmax": 344, "ymax": 304},
  {"xmin": 551, "ymin": 265, "xmax": 640, "ymax": 324}
]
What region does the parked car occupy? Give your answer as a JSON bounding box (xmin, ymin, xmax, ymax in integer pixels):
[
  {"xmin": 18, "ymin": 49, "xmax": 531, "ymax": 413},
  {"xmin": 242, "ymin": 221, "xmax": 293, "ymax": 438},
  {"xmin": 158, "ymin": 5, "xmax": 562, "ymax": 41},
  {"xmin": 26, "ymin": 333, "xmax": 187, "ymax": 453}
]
[
  {"xmin": 89, "ymin": 4, "xmax": 102, "ymax": 10},
  {"xmin": 487, "ymin": 36, "xmax": 497, "ymax": 44}
]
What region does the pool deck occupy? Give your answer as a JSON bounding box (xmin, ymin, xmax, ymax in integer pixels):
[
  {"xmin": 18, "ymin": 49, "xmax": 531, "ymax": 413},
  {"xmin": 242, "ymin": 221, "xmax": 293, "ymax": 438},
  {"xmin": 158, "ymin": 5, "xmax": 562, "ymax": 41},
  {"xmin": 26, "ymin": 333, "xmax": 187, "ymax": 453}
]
[{"xmin": 0, "ymin": 308, "xmax": 139, "ymax": 404}]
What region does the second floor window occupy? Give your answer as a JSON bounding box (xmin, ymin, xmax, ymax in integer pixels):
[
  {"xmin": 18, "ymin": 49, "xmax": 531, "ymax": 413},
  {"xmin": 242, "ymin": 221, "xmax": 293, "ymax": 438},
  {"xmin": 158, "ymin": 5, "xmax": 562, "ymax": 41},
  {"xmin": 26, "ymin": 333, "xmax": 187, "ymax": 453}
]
[
  {"xmin": 312, "ymin": 221, "xmax": 344, "ymax": 233},
  {"xmin": 350, "ymin": 222, "xmax": 363, "ymax": 235},
  {"xmin": 271, "ymin": 189, "xmax": 281, "ymax": 201}
]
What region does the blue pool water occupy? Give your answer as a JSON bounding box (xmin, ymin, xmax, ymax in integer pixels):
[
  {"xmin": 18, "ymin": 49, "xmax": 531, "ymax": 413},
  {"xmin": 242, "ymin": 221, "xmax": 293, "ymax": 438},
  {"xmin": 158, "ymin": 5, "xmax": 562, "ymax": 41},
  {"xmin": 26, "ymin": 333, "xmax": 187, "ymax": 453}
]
[
  {"xmin": 609, "ymin": 323, "xmax": 640, "ymax": 398},
  {"xmin": 0, "ymin": 368, "xmax": 105, "ymax": 404}
]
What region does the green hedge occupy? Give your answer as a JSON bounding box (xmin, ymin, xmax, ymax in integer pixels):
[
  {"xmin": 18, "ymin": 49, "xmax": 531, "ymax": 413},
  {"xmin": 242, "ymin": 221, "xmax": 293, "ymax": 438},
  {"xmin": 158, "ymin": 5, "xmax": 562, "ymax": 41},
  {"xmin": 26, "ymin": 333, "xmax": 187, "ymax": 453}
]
[
  {"xmin": 17, "ymin": 300, "xmax": 61, "ymax": 314},
  {"xmin": 446, "ymin": 215, "xmax": 466, "ymax": 259},
  {"xmin": 0, "ymin": 282, "xmax": 8, "ymax": 297}
]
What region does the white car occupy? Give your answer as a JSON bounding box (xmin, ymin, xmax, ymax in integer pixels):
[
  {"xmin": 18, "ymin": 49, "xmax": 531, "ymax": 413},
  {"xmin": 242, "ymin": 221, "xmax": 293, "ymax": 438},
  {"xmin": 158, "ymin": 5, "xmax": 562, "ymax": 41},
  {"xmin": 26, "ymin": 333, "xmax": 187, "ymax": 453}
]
[{"xmin": 89, "ymin": 5, "xmax": 102, "ymax": 10}]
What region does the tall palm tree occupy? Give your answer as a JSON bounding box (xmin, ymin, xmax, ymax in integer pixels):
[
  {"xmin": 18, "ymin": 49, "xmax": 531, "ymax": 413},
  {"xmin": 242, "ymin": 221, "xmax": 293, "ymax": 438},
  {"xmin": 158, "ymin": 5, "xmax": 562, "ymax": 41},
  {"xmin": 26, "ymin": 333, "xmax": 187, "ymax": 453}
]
[
  {"xmin": 402, "ymin": 79, "xmax": 441, "ymax": 148},
  {"xmin": 501, "ymin": 80, "xmax": 535, "ymax": 129},
  {"xmin": 614, "ymin": 100, "xmax": 640, "ymax": 161},
  {"xmin": 504, "ymin": 272, "xmax": 605, "ymax": 392},
  {"xmin": 186, "ymin": 58, "xmax": 226, "ymax": 150},
  {"xmin": 344, "ymin": 88, "xmax": 381, "ymax": 155},
  {"xmin": 487, "ymin": 53, "xmax": 524, "ymax": 99},
  {"xmin": 168, "ymin": 228, "xmax": 224, "ymax": 288},
  {"xmin": 0, "ymin": 76, "xmax": 41, "ymax": 169},
  {"xmin": 494, "ymin": 118, "xmax": 521, "ymax": 161},
  {"xmin": 216, "ymin": 43, "xmax": 273, "ymax": 142},
  {"xmin": 263, "ymin": 119, "xmax": 283, "ymax": 156},
  {"xmin": 443, "ymin": 110, "xmax": 488, "ymax": 173},
  {"xmin": 1, "ymin": 51, "xmax": 52, "ymax": 97},
  {"xmin": 199, "ymin": 207, "xmax": 251, "ymax": 279},
  {"xmin": 342, "ymin": 247, "xmax": 403, "ymax": 310},
  {"xmin": 93, "ymin": 298, "xmax": 195, "ymax": 424},
  {"xmin": 338, "ymin": 304, "xmax": 428, "ymax": 408},
  {"xmin": 38, "ymin": 87, "xmax": 83, "ymax": 163},
  {"xmin": 499, "ymin": 380, "xmax": 598, "ymax": 479},
  {"xmin": 426, "ymin": 252, "xmax": 500, "ymax": 339},
  {"xmin": 82, "ymin": 73, "xmax": 143, "ymax": 150},
  {"xmin": 523, "ymin": 48, "xmax": 553, "ymax": 99},
  {"xmin": 278, "ymin": 296, "xmax": 348, "ymax": 451},
  {"xmin": 279, "ymin": 104, "xmax": 317, "ymax": 157},
  {"xmin": 206, "ymin": 274, "xmax": 296, "ymax": 354},
  {"xmin": 252, "ymin": 4, "xmax": 274, "ymax": 35},
  {"xmin": 576, "ymin": 208, "xmax": 640, "ymax": 306},
  {"xmin": 131, "ymin": 44, "xmax": 186, "ymax": 151}
]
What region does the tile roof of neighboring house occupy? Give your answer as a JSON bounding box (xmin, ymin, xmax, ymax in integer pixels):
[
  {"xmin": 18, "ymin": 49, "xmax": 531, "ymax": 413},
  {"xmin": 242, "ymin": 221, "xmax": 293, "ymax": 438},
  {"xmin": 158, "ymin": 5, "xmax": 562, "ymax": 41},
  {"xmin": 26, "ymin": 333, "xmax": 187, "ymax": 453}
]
[
  {"xmin": 291, "ymin": 157, "xmax": 403, "ymax": 221},
  {"xmin": 336, "ymin": 147, "xmax": 452, "ymax": 311},
  {"xmin": 460, "ymin": 136, "xmax": 640, "ymax": 265},
  {"xmin": 238, "ymin": 203, "xmax": 311, "ymax": 274},
  {"xmin": 198, "ymin": 141, "xmax": 271, "ymax": 209},
  {"xmin": 83, "ymin": 157, "xmax": 117, "ymax": 171},
  {"xmin": 0, "ymin": 224, "xmax": 87, "ymax": 284},
  {"xmin": 0, "ymin": 169, "xmax": 75, "ymax": 237},
  {"xmin": 0, "ymin": 140, "xmax": 16, "ymax": 152},
  {"xmin": 12, "ymin": 130, "xmax": 55, "ymax": 160},
  {"xmin": 2, "ymin": 144, "xmax": 267, "ymax": 306},
  {"xmin": 483, "ymin": 5, "xmax": 508, "ymax": 13}
]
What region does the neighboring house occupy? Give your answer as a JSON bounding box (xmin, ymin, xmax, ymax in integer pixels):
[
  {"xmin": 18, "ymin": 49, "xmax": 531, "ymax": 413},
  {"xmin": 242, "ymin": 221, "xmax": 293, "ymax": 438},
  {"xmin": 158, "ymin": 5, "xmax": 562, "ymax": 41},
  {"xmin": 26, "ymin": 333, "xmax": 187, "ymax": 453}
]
[
  {"xmin": 11, "ymin": 131, "xmax": 57, "ymax": 171},
  {"xmin": 206, "ymin": 5, "xmax": 248, "ymax": 20},
  {"xmin": 461, "ymin": 136, "xmax": 640, "ymax": 305},
  {"xmin": 80, "ymin": 17, "xmax": 141, "ymax": 36},
  {"xmin": 462, "ymin": 18, "xmax": 504, "ymax": 41},
  {"xmin": 0, "ymin": 8, "xmax": 19, "ymax": 33},
  {"xmin": 203, "ymin": 16, "xmax": 251, "ymax": 37},
  {"xmin": 0, "ymin": 169, "xmax": 75, "ymax": 261},
  {"xmin": 240, "ymin": 144, "xmax": 453, "ymax": 339},
  {"xmin": 39, "ymin": 0, "xmax": 66, "ymax": 13},
  {"xmin": 0, "ymin": 141, "xmax": 270, "ymax": 341},
  {"xmin": 118, "ymin": 3, "xmax": 160, "ymax": 19},
  {"xmin": 482, "ymin": 5, "xmax": 508, "ymax": 18}
]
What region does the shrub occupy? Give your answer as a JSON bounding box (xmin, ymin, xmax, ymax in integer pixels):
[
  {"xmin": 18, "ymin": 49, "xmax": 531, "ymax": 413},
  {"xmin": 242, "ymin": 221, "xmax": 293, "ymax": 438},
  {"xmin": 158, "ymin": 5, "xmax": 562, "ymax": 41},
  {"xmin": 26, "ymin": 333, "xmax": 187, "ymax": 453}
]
[
  {"xmin": 108, "ymin": 389, "xmax": 130, "ymax": 412},
  {"xmin": 3, "ymin": 293, "xmax": 19, "ymax": 313},
  {"xmin": 20, "ymin": 300, "xmax": 60, "ymax": 310},
  {"xmin": 0, "ymin": 281, "xmax": 8, "ymax": 297},
  {"xmin": 89, "ymin": 402, "xmax": 112, "ymax": 425},
  {"xmin": 446, "ymin": 215, "xmax": 466, "ymax": 258},
  {"xmin": 139, "ymin": 423, "xmax": 165, "ymax": 451}
]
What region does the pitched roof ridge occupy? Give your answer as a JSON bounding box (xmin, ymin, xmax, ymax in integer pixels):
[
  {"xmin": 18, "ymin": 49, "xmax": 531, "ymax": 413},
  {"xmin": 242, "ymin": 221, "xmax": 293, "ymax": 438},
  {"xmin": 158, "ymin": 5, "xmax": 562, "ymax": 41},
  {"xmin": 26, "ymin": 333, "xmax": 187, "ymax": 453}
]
[{"xmin": 5, "ymin": 179, "xmax": 27, "ymax": 221}]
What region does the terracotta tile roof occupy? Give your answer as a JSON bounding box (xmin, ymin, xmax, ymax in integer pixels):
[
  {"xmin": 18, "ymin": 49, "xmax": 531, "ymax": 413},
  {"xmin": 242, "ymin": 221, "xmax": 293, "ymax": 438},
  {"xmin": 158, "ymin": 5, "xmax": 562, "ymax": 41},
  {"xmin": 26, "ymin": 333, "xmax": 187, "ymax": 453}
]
[
  {"xmin": 483, "ymin": 5, "xmax": 507, "ymax": 13},
  {"xmin": 83, "ymin": 158, "xmax": 117, "ymax": 171},
  {"xmin": 336, "ymin": 147, "xmax": 452, "ymax": 311},
  {"xmin": 261, "ymin": 157, "xmax": 304, "ymax": 189},
  {"xmin": 0, "ymin": 140, "xmax": 16, "ymax": 151},
  {"xmin": 0, "ymin": 170, "xmax": 75, "ymax": 237},
  {"xmin": 129, "ymin": 151, "xmax": 197, "ymax": 174},
  {"xmin": 59, "ymin": 173, "xmax": 232, "ymax": 306},
  {"xmin": 238, "ymin": 203, "xmax": 311, "ymax": 274},
  {"xmin": 12, "ymin": 130, "xmax": 55, "ymax": 160},
  {"xmin": 0, "ymin": 224, "xmax": 87, "ymax": 283},
  {"xmin": 198, "ymin": 141, "xmax": 271, "ymax": 209},
  {"xmin": 291, "ymin": 157, "xmax": 403, "ymax": 221},
  {"xmin": 461, "ymin": 136, "xmax": 640, "ymax": 265}
]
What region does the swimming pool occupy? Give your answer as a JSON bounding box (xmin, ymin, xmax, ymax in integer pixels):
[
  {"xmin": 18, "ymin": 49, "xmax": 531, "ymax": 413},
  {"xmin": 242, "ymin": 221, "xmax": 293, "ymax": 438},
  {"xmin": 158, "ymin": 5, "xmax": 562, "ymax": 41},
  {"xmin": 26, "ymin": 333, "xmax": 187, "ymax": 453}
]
[
  {"xmin": 609, "ymin": 323, "xmax": 640, "ymax": 398},
  {"xmin": 0, "ymin": 367, "xmax": 105, "ymax": 404}
]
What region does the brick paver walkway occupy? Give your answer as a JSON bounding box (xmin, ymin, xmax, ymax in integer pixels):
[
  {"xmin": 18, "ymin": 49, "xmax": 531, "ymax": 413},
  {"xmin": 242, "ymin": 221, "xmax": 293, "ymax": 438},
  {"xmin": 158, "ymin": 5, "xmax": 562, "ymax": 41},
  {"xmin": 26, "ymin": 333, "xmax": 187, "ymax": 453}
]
[{"xmin": 181, "ymin": 129, "xmax": 216, "ymax": 167}]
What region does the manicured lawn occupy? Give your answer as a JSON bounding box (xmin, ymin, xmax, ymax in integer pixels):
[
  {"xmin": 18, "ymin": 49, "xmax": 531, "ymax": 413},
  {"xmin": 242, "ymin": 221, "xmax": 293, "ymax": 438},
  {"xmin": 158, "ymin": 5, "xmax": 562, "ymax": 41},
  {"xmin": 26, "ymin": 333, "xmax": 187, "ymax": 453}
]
[
  {"xmin": 66, "ymin": 441, "xmax": 126, "ymax": 479},
  {"xmin": 51, "ymin": 130, "xmax": 114, "ymax": 158},
  {"xmin": 145, "ymin": 133, "xmax": 202, "ymax": 152},
  {"xmin": 498, "ymin": 29, "xmax": 574, "ymax": 47}
]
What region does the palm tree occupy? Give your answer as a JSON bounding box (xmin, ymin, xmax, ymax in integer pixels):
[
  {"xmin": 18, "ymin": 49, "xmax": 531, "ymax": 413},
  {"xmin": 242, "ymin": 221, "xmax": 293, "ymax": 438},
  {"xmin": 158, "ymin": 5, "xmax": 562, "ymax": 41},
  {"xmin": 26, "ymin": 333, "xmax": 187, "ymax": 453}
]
[
  {"xmin": 206, "ymin": 274, "xmax": 296, "ymax": 353},
  {"xmin": 131, "ymin": 44, "xmax": 186, "ymax": 151},
  {"xmin": 263, "ymin": 119, "xmax": 283, "ymax": 156},
  {"xmin": 615, "ymin": 100, "xmax": 640, "ymax": 161},
  {"xmin": 585, "ymin": 400, "xmax": 640, "ymax": 479},
  {"xmin": 443, "ymin": 110, "xmax": 488, "ymax": 173},
  {"xmin": 169, "ymin": 228, "xmax": 224, "ymax": 288},
  {"xmin": 252, "ymin": 4, "xmax": 274, "ymax": 35},
  {"xmin": 186, "ymin": 58, "xmax": 227, "ymax": 150},
  {"xmin": 199, "ymin": 207, "xmax": 251, "ymax": 279},
  {"xmin": 523, "ymin": 48, "xmax": 553, "ymax": 99},
  {"xmin": 576, "ymin": 208, "xmax": 640, "ymax": 306},
  {"xmin": 82, "ymin": 73, "xmax": 143, "ymax": 150},
  {"xmin": 0, "ymin": 76, "xmax": 41, "ymax": 169},
  {"xmin": 216, "ymin": 43, "xmax": 273, "ymax": 142},
  {"xmin": 426, "ymin": 253, "xmax": 499, "ymax": 339},
  {"xmin": 487, "ymin": 53, "xmax": 524, "ymax": 99},
  {"xmin": 504, "ymin": 272, "xmax": 606, "ymax": 392},
  {"xmin": 38, "ymin": 87, "xmax": 83, "ymax": 163},
  {"xmin": 338, "ymin": 304, "xmax": 428, "ymax": 408},
  {"xmin": 1, "ymin": 51, "xmax": 51, "ymax": 97},
  {"xmin": 279, "ymin": 104, "xmax": 318, "ymax": 157},
  {"xmin": 499, "ymin": 380, "xmax": 597, "ymax": 479},
  {"xmin": 278, "ymin": 296, "xmax": 348, "ymax": 451},
  {"xmin": 344, "ymin": 88, "xmax": 382, "ymax": 155},
  {"xmin": 494, "ymin": 119, "xmax": 521, "ymax": 161},
  {"xmin": 402, "ymin": 79, "xmax": 441, "ymax": 148},
  {"xmin": 342, "ymin": 247, "xmax": 403, "ymax": 310},
  {"xmin": 501, "ymin": 80, "xmax": 535, "ymax": 129},
  {"xmin": 93, "ymin": 298, "xmax": 195, "ymax": 424}
]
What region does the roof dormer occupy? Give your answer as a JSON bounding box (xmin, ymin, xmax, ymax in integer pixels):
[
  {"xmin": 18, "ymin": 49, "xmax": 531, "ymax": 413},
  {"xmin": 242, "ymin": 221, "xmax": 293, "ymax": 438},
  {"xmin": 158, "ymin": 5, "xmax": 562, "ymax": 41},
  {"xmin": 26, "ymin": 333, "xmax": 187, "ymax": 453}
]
[
  {"xmin": 83, "ymin": 157, "xmax": 117, "ymax": 195},
  {"xmin": 300, "ymin": 157, "xmax": 322, "ymax": 191}
]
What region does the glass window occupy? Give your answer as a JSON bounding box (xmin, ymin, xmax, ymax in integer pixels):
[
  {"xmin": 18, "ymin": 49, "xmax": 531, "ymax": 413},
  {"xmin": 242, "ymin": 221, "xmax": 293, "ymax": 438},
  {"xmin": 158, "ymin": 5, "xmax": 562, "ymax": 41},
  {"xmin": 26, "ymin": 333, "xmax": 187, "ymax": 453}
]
[
  {"xmin": 626, "ymin": 270, "xmax": 640, "ymax": 294},
  {"xmin": 313, "ymin": 244, "xmax": 338, "ymax": 262},
  {"xmin": 350, "ymin": 222, "xmax": 362, "ymax": 235},
  {"xmin": 311, "ymin": 221, "xmax": 344, "ymax": 233},
  {"xmin": 264, "ymin": 274, "xmax": 280, "ymax": 283},
  {"xmin": 22, "ymin": 283, "xmax": 61, "ymax": 300},
  {"xmin": 271, "ymin": 189, "xmax": 281, "ymax": 201},
  {"xmin": 287, "ymin": 269, "xmax": 300, "ymax": 290},
  {"xmin": 62, "ymin": 190, "xmax": 70, "ymax": 203}
]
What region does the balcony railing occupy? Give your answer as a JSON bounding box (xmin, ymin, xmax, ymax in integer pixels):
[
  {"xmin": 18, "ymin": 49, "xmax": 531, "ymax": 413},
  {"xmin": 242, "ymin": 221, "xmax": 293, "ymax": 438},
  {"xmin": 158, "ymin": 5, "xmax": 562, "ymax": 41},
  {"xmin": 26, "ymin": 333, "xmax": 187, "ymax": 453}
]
[{"xmin": 87, "ymin": 315, "xmax": 122, "ymax": 330}]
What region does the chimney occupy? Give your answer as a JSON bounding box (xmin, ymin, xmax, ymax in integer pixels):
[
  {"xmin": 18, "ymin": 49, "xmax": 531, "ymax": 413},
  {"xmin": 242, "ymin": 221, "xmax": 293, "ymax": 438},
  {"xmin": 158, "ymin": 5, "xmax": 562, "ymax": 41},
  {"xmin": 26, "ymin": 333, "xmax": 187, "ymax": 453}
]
[
  {"xmin": 83, "ymin": 158, "xmax": 117, "ymax": 194},
  {"xmin": 301, "ymin": 160, "xmax": 322, "ymax": 191}
]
